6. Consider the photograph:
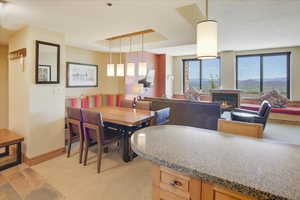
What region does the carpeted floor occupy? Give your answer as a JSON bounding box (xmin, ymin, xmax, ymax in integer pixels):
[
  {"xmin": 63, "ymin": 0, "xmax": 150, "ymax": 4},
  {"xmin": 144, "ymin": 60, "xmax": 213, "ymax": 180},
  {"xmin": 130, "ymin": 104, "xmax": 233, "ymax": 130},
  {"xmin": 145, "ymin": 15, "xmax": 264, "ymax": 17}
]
[
  {"xmin": 264, "ymin": 122, "xmax": 300, "ymax": 145},
  {"xmin": 32, "ymin": 147, "xmax": 152, "ymax": 200}
]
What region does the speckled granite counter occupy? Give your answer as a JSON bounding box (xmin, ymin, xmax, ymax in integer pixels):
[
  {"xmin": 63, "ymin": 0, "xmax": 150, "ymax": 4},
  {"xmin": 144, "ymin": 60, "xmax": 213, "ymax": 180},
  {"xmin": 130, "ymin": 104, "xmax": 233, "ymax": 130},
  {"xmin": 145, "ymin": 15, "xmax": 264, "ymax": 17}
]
[{"xmin": 131, "ymin": 125, "xmax": 300, "ymax": 200}]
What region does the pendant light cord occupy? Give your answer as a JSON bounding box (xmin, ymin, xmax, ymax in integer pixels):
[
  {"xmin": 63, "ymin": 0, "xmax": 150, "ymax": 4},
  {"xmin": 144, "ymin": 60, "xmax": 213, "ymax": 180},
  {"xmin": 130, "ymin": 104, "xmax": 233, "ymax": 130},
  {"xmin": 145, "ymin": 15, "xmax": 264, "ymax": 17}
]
[
  {"xmin": 130, "ymin": 36, "xmax": 132, "ymax": 53},
  {"xmin": 109, "ymin": 40, "xmax": 112, "ymax": 64},
  {"xmin": 141, "ymin": 33, "xmax": 144, "ymax": 62},
  {"xmin": 119, "ymin": 38, "xmax": 122, "ymax": 64},
  {"xmin": 206, "ymin": 0, "xmax": 209, "ymax": 20}
]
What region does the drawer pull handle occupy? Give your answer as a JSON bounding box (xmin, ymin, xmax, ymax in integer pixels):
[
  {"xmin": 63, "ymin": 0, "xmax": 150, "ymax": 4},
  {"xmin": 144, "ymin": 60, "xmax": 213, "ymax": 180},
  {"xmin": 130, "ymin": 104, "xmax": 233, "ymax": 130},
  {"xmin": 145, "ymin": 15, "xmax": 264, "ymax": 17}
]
[{"xmin": 169, "ymin": 180, "xmax": 182, "ymax": 187}]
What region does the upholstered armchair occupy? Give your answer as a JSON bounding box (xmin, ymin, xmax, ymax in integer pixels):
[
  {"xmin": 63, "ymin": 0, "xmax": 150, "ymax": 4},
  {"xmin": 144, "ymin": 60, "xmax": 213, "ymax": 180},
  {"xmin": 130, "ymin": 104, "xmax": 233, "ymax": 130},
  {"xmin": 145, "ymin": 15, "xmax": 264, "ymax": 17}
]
[{"xmin": 231, "ymin": 101, "xmax": 272, "ymax": 129}]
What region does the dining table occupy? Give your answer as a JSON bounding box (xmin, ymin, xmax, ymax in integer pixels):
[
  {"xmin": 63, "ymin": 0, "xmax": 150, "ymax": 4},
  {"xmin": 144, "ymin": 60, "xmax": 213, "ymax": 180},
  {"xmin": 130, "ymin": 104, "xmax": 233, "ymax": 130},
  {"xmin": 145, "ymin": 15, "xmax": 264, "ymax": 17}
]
[{"xmin": 86, "ymin": 106, "xmax": 155, "ymax": 162}]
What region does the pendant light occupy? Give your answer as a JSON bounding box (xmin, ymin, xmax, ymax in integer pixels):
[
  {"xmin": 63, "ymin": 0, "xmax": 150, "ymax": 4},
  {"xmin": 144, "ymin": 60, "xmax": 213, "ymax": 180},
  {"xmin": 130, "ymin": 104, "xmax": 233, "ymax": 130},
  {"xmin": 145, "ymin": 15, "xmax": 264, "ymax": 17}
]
[
  {"xmin": 107, "ymin": 40, "xmax": 115, "ymax": 76},
  {"xmin": 197, "ymin": 0, "xmax": 218, "ymax": 59},
  {"xmin": 138, "ymin": 33, "xmax": 147, "ymax": 76},
  {"xmin": 116, "ymin": 38, "xmax": 124, "ymax": 77},
  {"xmin": 126, "ymin": 36, "xmax": 135, "ymax": 76}
]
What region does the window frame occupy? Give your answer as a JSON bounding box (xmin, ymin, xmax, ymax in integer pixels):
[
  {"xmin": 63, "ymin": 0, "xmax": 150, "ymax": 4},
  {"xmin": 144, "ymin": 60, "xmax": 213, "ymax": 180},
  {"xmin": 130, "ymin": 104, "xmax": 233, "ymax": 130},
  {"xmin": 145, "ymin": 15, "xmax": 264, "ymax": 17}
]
[
  {"xmin": 182, "ymin": 57, "xmax": 221, "ymax": 92},
  {"xmin": 236, "ymin": 52, "xmax": 291, "ymax": 99}
]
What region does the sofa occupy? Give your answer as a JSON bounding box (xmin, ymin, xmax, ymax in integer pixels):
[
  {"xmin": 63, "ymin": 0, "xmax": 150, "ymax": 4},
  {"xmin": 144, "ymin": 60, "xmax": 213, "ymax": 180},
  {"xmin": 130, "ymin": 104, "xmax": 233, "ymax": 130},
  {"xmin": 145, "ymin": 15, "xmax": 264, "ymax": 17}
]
[{"xmin": 144, "ymin": 97, "xmax": 221, "ymax": 130}]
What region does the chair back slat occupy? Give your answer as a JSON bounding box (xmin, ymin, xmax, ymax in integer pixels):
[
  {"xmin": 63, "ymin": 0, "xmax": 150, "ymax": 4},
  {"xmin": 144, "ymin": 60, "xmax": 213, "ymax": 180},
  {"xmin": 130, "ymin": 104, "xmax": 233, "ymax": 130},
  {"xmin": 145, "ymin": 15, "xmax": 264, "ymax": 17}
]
[
  {"xmin": 81, "ymin": 109, "xmax": 105, "ymax": 143},
  {"xmin": 66, "ymin": 107, "xmax": 82, "ymax": 133},
  {"xmin": 155, "ymin": 107, "xmax": 170, "ymax": 125}
]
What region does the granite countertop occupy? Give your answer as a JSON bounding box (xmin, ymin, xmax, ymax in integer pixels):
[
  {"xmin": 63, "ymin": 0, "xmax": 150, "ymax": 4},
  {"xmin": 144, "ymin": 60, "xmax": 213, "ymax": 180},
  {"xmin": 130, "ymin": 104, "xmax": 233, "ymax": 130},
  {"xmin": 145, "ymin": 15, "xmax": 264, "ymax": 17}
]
[{"xmin": 131, "ymin": 125, "xmax": 300, "ymax": 200}]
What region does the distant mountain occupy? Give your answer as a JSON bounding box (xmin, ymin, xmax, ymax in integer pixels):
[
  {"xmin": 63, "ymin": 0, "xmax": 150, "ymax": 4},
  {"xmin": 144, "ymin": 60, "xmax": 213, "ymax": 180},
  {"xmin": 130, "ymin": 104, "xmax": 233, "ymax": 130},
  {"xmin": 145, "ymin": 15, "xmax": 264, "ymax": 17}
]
[{"xmin": 188, "ymin": 77, "xmax": 287, "ymax": 93}]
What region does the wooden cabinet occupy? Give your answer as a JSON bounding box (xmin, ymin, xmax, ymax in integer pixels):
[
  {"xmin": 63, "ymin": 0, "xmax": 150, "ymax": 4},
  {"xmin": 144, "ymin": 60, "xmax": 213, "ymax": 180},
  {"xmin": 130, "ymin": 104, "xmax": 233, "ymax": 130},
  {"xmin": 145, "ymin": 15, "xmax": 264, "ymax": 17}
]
[
  {"xmin": 202, "ymin": 182, "xmax": 257, "ymax": 200},
  {"xmin": 152, "ymin": 164, "xmax": 201, "ymax": 200},
  {"xmin": 152, "ymin": 164, "xmax": 257, "ymax": 200}
]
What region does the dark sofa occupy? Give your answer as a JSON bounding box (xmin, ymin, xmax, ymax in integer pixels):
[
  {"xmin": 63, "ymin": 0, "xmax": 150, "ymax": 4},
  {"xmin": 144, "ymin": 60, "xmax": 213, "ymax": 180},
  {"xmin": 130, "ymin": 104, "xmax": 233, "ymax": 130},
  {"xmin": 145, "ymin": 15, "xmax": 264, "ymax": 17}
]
[{"xmin": 144, "ymin": 97, "xmax": 221, "ymax": 130}]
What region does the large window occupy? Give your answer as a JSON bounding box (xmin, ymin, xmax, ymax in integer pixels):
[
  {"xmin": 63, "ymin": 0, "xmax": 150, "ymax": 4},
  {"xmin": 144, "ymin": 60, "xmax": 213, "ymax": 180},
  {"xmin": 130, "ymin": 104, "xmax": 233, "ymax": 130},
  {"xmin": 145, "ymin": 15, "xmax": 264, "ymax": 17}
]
[
  {"xmin": 183, "ymin": 58, "xmax": 220, "ymax": 92},
  {"xmin": 236, "ymin": 52, "xmax": 290, "ymax": 98}
]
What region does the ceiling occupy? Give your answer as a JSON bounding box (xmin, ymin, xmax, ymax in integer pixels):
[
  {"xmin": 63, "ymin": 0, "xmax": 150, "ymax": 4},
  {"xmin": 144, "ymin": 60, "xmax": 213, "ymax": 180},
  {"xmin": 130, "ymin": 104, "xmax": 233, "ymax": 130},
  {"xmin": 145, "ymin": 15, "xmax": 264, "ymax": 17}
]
[{"xmin": 1, "ymin": 0, "xmax": 300, "ymax": 56}]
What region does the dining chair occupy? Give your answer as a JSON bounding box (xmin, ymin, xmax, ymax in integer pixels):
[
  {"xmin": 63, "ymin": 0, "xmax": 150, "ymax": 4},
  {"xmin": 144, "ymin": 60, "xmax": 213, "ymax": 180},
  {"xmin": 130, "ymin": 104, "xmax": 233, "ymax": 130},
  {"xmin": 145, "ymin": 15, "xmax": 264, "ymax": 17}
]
[
  {"xmin": 154, "ymin": 107, "xmax": 170, "ymax": 125},
  {"xmin": 81, "ymin": 109, "xmax": 123, "ymax": 173},
  {"xmin": 120, "ymin": 99, "xmax": 133, "ymax": 108},
  {"xmin": 135, "ymin": 101, "xmax": 152, "ymax": 110},
  {"xmin": 66, "ymin": 107, "xmax": 84, "ymax": 164},
  {"xmin": 218, "ymin": 119, "xmax": 263, "ymax": 138}
]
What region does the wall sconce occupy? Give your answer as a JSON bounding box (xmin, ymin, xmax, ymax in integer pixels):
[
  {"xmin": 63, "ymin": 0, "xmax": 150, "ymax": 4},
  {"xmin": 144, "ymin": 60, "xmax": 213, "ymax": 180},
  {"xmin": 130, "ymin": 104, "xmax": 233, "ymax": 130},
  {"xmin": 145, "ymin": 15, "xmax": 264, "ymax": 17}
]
[{"xmin": 9, "ymin": 48, "xmax": 27, "ymax": 72}]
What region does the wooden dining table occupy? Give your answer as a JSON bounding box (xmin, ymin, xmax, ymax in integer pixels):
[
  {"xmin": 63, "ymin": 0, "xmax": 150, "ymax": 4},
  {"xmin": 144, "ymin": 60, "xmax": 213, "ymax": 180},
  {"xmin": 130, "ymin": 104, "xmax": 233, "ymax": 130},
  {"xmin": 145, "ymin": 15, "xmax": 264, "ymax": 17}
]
[{"xmin": 86, "ymin": 106, "xmax": 155, "ymax": 162}]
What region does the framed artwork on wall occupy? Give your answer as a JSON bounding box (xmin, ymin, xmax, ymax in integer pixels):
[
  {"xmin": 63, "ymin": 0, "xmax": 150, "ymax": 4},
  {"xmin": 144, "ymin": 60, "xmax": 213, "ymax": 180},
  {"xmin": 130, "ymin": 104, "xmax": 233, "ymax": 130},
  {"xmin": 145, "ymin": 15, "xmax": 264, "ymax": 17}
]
[
  {"xmin": 38, "ymin": 65, "xmax": 51, "ymax": 82},
  {"xmin": 66, "ymin": 62, "xmax": 98, "ymax": 88}
]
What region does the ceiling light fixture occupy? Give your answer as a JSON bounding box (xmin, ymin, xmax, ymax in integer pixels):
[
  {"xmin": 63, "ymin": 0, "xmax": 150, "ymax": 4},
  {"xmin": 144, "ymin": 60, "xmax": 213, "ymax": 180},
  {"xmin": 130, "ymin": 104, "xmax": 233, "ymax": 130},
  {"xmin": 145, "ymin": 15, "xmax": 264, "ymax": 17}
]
[
  {"xmin": 138, "ymin": 33, "xmax": 147, "ymax": 76},
  {"xmin": 116, "ymin": 38, "xmax": 124, "ymax": 77},
  {"xmin": 126, "ymin": 36, "xmax": 135, "ymax": 76},
  {"xmin": 197, "ymin": 0, "xmax": 218, "ymax": 59},
  {"xmin": 107, "ymin": 40, "xmax": 115, "ymax": 77}
]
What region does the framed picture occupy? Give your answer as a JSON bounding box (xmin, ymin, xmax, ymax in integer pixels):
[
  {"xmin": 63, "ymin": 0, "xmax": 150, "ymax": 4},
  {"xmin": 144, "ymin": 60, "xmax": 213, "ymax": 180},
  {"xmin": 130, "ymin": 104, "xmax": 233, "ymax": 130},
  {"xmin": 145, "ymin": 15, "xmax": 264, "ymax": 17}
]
[
  {"xmin": 66, "ymin": 62, "xmax": 98, "ymax": 88},
  {"xmin": 38, "ymin": 65, "xmax": 52, "ymax": 82}
]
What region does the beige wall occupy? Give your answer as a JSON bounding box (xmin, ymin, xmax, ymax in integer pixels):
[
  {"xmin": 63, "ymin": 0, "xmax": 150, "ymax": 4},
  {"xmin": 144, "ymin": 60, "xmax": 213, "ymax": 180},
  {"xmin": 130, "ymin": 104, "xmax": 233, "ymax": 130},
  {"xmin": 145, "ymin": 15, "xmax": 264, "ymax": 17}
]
[
  {"xmin": 8, "ymin": 27, "xmax": 125, "ymax": 158},
  {"xmin": 9, "ymin": 26, "xmax": 65, "ymax": 158},
  {"xmin": 172, "ymin": 46, "xmax": 300, "ymax": 101},
  {"xmin": 0, "ymin": 45, "xmax": 8, "ymax": 129},
  {"xmin": 165, "ymin": 55, "xmax": 173, "ymax": 98},
  {"xmin": 65, "ymin": 46, "xmax": 124, "ymax": 97}
]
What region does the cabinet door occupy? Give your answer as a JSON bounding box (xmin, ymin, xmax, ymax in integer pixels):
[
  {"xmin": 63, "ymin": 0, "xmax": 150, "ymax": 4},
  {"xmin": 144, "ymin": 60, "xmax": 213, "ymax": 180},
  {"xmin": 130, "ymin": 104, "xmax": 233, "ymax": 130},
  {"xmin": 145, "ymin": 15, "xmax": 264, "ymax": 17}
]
[
  {"xmin": 153, "ymin": 186, "xmax": 189, "ymax": 200},
  {"xmin": 202, "ymin": 182, "xmax": 257, "ymax": 200}
]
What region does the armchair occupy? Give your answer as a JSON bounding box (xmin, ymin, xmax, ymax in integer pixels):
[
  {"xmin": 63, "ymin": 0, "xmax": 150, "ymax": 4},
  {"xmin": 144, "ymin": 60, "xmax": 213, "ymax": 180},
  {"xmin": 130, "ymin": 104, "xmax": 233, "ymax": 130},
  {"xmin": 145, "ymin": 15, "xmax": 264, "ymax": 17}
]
[{"xmin": 231, "ymin": 101, "xmax": 272, "ymax": 129}]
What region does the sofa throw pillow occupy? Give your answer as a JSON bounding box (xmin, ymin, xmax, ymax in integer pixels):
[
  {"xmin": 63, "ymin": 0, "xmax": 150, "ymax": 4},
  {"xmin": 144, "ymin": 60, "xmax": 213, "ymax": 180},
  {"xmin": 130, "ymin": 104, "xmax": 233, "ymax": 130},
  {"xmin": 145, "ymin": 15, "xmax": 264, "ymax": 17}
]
[
  {"xmin": 259, "ymin": 90, "xmax": 288, "ymax": 108},
  {"xmin": 184, "ymin": 88, "xmax": 202, "ymax": 101}
]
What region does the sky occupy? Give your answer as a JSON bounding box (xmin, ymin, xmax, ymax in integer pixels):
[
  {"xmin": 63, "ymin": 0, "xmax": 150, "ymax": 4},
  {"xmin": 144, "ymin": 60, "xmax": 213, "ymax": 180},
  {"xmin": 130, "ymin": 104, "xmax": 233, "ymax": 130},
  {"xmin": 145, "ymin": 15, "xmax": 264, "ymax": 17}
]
[
  {"xmin": 187, "ymin": 55, "xmax": 288, "ymax": 81},
  {"xmin": 188, "ymin": 59, "xmax": 220, "ymax": 80},
  {"xmin": 238, "ymin": 55, "xmax": 288, "ymax": 80}
]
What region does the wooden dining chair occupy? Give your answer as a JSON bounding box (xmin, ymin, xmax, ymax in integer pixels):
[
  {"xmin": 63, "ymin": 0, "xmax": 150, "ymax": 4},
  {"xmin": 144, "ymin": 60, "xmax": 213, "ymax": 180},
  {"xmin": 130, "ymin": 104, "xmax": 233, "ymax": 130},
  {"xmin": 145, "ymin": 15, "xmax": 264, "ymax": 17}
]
[
  {"xmin": 135, "ymin": 101, "xmax": 152, "ymax": 110},
  {"xmin": 66, "ymin": 107, "xmax": 84, "ymax": 164},
  {"xmin": 154, "ymin": 107, "xmax": 171, "ymax": 125},
  {"xmin": 218, "ymin": 119, "xmax": 263, "ymax": 138},
  {"xmin": 81, "ymin": 109, "xmax": 123, "ymax": 173},
  {"xmin": 120, "ymin": 99, "xmax": 133, "ymax": 108}
]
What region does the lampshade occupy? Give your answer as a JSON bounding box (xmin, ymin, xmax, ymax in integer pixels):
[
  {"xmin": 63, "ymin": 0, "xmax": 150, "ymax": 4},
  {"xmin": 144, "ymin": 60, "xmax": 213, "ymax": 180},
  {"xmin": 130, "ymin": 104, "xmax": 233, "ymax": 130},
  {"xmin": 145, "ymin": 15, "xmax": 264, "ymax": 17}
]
[
  {"xmin": 138, "ymin": 62, "xmax": 147, "ymax": 76},
  {"xmin": 126, "ymin": 62, "xmax": 135, "ymax": 76},
  {"xmin": 116, "ymin": 64, "xmax": 124, "ymax": 77},
  {"xmin": 107, "ymin": 64, "xmax": 115, "ymax": 77},
  {"xmin": 197, "ymin": 20, "xmax": 218, "ymax": 59}
]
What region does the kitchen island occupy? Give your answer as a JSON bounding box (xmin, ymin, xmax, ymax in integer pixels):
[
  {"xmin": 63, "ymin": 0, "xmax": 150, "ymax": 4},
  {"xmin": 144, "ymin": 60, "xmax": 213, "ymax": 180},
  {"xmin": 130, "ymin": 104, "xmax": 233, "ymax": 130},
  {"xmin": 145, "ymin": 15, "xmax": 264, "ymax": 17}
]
[{"xmin": 131, "ymin": 125, "xmax": 300, "ymax": 200}]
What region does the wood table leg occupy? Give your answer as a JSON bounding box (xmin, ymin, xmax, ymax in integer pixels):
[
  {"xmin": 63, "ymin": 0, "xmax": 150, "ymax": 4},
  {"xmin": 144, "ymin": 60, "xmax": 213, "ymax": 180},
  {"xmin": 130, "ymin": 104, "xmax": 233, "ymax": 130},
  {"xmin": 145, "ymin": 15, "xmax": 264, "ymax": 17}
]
[
  {"xmin": 0, "ymin": 142, "xmax": 22, "ymax": 171},
  {"xmin": 122, "ymin": 128, "xmax": 131, "ymax": 162},
  {"xmin": 0, "ymin": 146, "xmax": 9, "ymax": 157}
]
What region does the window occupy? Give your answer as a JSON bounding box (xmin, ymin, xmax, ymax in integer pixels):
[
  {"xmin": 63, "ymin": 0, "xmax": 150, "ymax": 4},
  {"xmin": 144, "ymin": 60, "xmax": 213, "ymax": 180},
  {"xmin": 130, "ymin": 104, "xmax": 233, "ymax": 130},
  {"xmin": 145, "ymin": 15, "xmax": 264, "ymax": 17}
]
[
  {"xmin": 183, "ymin": 58, "xmax": 220, "ymax": 92},
  {"xmin": 236, "ymin": 52, "xmax": 290, "ymax": 98}
]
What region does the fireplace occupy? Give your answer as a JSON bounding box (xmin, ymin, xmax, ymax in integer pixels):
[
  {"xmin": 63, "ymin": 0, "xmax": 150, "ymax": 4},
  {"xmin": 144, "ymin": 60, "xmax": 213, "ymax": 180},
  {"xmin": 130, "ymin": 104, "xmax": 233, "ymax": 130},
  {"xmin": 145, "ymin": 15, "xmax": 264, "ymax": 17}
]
[{"xmin": 211, "ymin": 90, "xmax": 240, "ymax": 109}]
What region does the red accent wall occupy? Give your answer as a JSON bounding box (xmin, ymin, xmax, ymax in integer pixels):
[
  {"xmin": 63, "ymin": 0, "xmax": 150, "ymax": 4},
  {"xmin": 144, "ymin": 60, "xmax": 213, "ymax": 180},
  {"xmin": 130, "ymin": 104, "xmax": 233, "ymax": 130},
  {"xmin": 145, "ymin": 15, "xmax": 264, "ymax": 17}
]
[{"xmin": 125, "ymin": 51, "xmax": 166, "ymax": 98}]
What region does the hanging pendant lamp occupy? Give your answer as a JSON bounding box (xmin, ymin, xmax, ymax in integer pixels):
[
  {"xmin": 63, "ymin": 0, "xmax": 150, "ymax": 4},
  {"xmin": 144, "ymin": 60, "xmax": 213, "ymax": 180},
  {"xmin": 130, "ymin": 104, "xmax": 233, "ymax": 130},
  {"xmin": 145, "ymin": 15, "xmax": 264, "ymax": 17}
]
[
  {"xmin": 197, "ymin": 0, "xmax": 218, "ymax": 59},
  {"xmin": 138, "ymin": 33, "xmax": 147, "ymax": 76},
  {"xmin": 107, "ymin": 40, "xmax": 115, "ymax": 77},
  {"xmin": 126, "ymin": 36, "xmax": 135, "ymax": 76},
  {"xmin": 116, "ymin": 38, "xmax": 124, "ymax": 77}
]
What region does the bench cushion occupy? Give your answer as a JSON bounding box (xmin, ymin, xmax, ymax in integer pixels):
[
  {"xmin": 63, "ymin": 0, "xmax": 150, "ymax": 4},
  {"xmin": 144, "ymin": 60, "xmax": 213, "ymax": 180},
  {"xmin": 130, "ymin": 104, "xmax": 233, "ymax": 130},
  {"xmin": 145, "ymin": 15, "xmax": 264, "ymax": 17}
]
[{"xmin": 241, "ymin": 104, "xmax": 300, "ymax": 115}]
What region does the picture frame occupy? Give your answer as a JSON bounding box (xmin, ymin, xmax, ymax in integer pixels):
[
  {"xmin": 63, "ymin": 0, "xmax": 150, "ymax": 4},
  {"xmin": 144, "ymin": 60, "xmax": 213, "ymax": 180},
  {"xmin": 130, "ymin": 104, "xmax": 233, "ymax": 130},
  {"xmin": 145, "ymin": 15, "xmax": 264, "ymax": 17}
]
[
  {"xmin": 35, "ymin": 40, "xmax": 60, "ymax": 84},
  {"xmin": 38, "ymin": 65, "xmax": 52, "ymax": 82},
  {"xmin": 66, "ymin": 62, "xmax": 98, "ymax": 88}
]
